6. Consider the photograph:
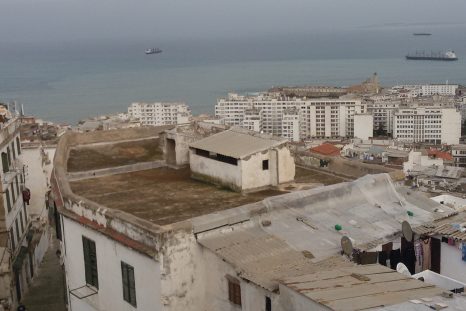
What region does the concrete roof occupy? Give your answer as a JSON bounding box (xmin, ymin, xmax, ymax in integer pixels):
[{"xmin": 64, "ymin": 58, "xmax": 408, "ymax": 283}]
[
  {"xmin": 370, "ymin": 295, "xmax": 466, "ymax": 311},
  {"xmin": 189, "ymin": 127, "xmax": 287, "ymax": 159},
  {"xmin": 281, "ymin": 264, "xmax": 443, "ymax": 311}
]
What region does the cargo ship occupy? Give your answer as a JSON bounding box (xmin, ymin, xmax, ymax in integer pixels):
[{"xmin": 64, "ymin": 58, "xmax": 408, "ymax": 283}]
[
  {"xmin": 413, "ymin": 33, "xmax": 432, "ymax": 36},
  {"xmin": 145, "ymin": 48, "xmax": 162, "ymax": 55},
  {"xmin": 406, "ymin": 50, "xmax": 458, "ymax": 61}
]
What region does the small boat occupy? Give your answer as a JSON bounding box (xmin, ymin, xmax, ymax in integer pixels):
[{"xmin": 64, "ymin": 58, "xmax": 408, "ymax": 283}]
[
  {"xmin": 145, "ymin": 48, "xmax": 162, "ymax": 55},
  {"xmin": 406, "ymin": 50, "xmax": 458, "ymax": 61},
  {"xmin": 413, "ymin": 33, "xmax": 432, "ymax": 36}
]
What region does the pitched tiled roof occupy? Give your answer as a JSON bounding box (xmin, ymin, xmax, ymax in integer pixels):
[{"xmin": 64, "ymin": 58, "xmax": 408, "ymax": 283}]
[{"xmin": 310, "ymin": 143, "xmax": 341, "ymax": 156}]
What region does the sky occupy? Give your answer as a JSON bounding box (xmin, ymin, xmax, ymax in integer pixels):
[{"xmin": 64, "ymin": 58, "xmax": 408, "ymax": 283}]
[{"xmin": 1, "ymin": 0, "xmax": 466, "ymax": 43}]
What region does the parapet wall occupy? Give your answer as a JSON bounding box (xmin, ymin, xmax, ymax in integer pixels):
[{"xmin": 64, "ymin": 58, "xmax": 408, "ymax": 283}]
[{"xmin": 52, "ymin": 127, "xmax": 175, "ymax": 258}]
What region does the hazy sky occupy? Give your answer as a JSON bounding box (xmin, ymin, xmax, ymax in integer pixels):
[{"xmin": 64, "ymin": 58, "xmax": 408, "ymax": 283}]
[{"xmin": 1, "ymin": 0, "xmax": 466, "ymax": 43}]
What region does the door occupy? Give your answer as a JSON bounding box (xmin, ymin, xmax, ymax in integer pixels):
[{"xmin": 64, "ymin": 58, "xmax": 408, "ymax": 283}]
[
  {"xmin": 15, "ymin": 270, "xmax": 21, "ymax": 302},
  {"xmin": 431, "ymin": 237, "xmax": 441, "ymax": 273}
]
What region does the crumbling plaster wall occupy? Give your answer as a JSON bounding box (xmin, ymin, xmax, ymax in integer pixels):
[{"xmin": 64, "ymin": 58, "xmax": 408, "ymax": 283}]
[
  {"xmin": 161, "ymin": 228, "xmax": 280, "ymax": 311},
  {"xmin": 189, "ymin": 151, "xmax": 242, "ymax": 191}
]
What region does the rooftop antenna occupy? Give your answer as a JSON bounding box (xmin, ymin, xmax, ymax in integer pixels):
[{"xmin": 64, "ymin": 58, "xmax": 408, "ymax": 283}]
[
  {"xmin": 402, "ymin": 220, "xmax": 413, "ymax": 242},
  {"xmin": 341, "ymin": 236, "xmax": 353, "ymax": 257}
]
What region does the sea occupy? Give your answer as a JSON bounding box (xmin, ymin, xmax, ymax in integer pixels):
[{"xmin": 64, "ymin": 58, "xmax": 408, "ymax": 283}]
[{"xmin": 1, "ymin": 25, "xmax": 466, "ymax": 124}]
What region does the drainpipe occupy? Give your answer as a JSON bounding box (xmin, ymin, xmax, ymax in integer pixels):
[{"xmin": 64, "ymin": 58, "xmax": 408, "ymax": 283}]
[{"xmin": 273, "ymin": 148, "xmax": 279, "ymax": 186}]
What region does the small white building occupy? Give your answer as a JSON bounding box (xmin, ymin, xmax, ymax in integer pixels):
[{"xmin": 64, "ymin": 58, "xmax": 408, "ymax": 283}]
[
  {"xmin": 189, "ymin": 127, "xmax": 295, "ymax": 191},
  {"xmin": 127, "ymin": 102, "xmax": 191, "ymax": 126},
  {"xmin": 403, "ymin": 150, "xmax": 444, "ymax": 175},
  {"xmin": 353, "ymin": 113, "xmax": 373, "ymax": 140}
]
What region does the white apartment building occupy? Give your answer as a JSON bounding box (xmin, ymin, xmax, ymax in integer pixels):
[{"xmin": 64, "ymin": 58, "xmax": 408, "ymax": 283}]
[
  {"xmin": 281, "ymin": 108, "xmax": 301, "ymax": 142},
  {"xmin": 242, "ymin": 108, "xmax": 262, "ymax": 132},
  {"xmin": 392, "ymin": 84, "xmax": 458, "ymax": 97},
  {"xmin": 367, "ymin": 101, "xmax": 400, "ymax": 135},
  {"xmin": 215, "ymin": 93, "xmax": 365, "ymax": 141},
  {"xmin": 451, "ymin": 144, "xmax": 466, "ymax": 167},
  {"xmin": 393, "ymin": 107, "xmax": 461, "ymax": 144},
  {"xmin": 127, "ymin": 102, "xmax": 191, "ymax": 126}
]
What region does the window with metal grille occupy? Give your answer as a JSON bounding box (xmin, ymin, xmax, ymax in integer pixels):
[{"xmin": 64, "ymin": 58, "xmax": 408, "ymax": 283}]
[
  {"xmin": 121, "ymin": 261, "xmax": 137, "ymax": 307},
  {"xmin": 82, "ymin": 236, "xmax": 98, "ymax": 288},
  {"xmin": 227, "ymin": 277, "xmax": 241, "ymax": 306}
]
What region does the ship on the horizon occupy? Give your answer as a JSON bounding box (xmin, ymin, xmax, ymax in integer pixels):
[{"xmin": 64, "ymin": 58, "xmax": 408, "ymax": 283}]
[
  {"xmin": 145, "ymin": 48, "xmax": 162, "ymax": 55},
  {"xmin": 413, "ymin": 33, "xmax": 432, "ymax": 36},
  {"xmin": 406, "ymin": 50, "xmax": 458, "ymax": 61}
]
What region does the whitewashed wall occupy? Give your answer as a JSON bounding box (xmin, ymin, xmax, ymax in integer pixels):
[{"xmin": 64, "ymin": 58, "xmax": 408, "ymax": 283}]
[
  {"xmin": 62, "ymin": 217, "xmax": 162, "ymax": 311},
  {"xmin": 440, "ymin": 242, "xmax": 466, "ymax": 284}
]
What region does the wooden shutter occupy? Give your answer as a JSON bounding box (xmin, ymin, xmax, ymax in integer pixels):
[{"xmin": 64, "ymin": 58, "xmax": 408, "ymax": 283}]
[
  {"xmin": 82, "ymin": 237, "xmax": 98, "ymax": 288},
  {"xmin": 121, "ymin": 262, "xmax": 130, "ymax": 302}
]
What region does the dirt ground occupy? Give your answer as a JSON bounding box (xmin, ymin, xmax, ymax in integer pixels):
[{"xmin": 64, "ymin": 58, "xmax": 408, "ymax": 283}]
[
  {"xmin": 70, "ymin": 167, "xmax": 286, "ymax": 225},
  {"xmin": 295, "ymin": 167, "xmax": 347, "ymax": 185},
  {"xmin": 67, "ymin": 138, "xmax": 163, "ymax": 172}
]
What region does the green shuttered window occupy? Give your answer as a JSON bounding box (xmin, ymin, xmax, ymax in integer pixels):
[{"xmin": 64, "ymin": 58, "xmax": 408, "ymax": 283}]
[
  {"xmin": 82, "ymin": 236, "xmax": 98, "ymax": 288},
  {"xmin": 121, "ymin": 261, "xmax": 137, "ymax": 307}
]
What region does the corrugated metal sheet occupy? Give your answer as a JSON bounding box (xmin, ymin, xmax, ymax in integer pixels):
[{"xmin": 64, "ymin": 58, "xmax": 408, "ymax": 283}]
[
  {"xmin": 189, "ymin": 127, "xmax": 287, "ymax": 159},
  {"xmin": 281, "ymin": 264, "xmax": 443, "ymax": 311},
  {"xmin": 198, "ymin": 225, "xmax": 352, "ymax": 291}
]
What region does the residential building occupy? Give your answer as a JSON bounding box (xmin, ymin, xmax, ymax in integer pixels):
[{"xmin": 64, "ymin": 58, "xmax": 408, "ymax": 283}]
[
  {"xmin": 452, "ymin": 144, "xmax": 466, "ymax": 167},
  {"xmin": 51, "ymin": 126, "xmax": 466, "ymax": 311},
  {"xmin": 366, "ymin": 100, "xmax": 400, "ymax": 135},
  {"xmin": 189, "ymin": 127, "xmax": 295, "ymax": 191},
  {"xmin": 0, "ymin": 107, "xmax": 32, "ymax": 309},
  {"xmin": 215, "ymin": 93, "xmax": 365, "ymax": 141},
  {"xmin": 392, "ymin": 84, "xmax": 459, "ymax": 97},
  {"xmin": 241, "ymin": 108, "xmax": 262, "ymax": 132},
  {"xmin": 127, "ymin": 102, "xmax": 191, "ymax": 126},
  {"xmin": 393, "ymin": 107, "xmax": 461, "ymax": 144},
  {"xmin": 353, "ymin": 113, "xmax": 373, "ymax": 140}
]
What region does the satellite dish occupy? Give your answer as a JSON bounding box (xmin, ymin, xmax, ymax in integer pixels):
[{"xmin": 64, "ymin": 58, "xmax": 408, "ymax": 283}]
[
  {"xmin": 341, "ymin": 236, "xmax": 353, "ymax": 256},
  {"xmin": 396, "ymin": 262, "xmax": 411, "ymax": 276},
  {"xmin": 402, "ymin": 221, "xmax": 413, "ymax": 242}
]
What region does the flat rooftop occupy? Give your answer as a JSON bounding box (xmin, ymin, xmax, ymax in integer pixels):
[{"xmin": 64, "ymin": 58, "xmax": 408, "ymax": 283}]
[
  {"xmin": 67, "ymin": 138, "xmax": 163, "ymax": 172},
  {"xmin": 70, "ymin": 167, "xmax": 287, "ymax": 225}
]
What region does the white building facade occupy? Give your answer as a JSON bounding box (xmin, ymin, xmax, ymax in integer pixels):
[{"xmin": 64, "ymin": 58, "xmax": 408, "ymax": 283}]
[
  {"xmin": 215, "ymin": 93, "xmax": 365, "ymax": 141},
  {"xmin": 0, "ymin": 116, "xmax": 32, "ymax": 309},
  {"xmin": 392, "ymin": 84, "xmax": 458, "ymax": 97},
  {"xmin": 393, "ymin": 107, "xmax": 461, "ymax": 144},
  {"xmin": 127, "ymin": 102, "xmax": 191, "ymax": 126},
  {"xmin": 451, "ymin": 144, "xmax": 466, "ymax": 167}
]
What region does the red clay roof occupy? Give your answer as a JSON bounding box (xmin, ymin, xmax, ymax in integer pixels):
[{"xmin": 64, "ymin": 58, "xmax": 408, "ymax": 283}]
[
  {"xmin": 310, "ymin": 143, "xmax": 341, "ymax": 156},
  {"xmin": 427, "ymin": 149, "xmax": 453, "ymax": 161}
]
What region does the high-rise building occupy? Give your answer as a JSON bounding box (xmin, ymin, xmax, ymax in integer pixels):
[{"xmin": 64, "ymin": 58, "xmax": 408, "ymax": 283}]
[
  {"xmin": 128, "ymin": 102, "xmax": 191, "ymax": 126},
  {"xmin": 393, "ymin": 107, "xmax": 461, "ymax": 144},
  {"xmin": 215, "ymin": 93, "xmax": 365, "ymax": 141}
]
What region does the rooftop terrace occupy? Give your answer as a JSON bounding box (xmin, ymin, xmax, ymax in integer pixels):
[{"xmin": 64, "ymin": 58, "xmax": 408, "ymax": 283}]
[
  {"xmin": 70, "ymin": 167, "xmax": 286, "ymax": 225},
  {"xmin": 67, "ymin": 138, "xmax": 163, "ymax": 172}
]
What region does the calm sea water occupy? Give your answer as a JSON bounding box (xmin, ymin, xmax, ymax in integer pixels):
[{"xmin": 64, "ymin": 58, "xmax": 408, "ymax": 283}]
[{"xmin": 1, "ymin": 26, "xmax": 465, "ymax": 124}]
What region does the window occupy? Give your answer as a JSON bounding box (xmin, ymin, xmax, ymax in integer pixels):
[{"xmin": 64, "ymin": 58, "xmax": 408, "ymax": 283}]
[
  {"xmin": 1, "ymin": 152, "xmax": 8, "ymax": 173},
  {"xmin": 121, "ymin": 262, "xmax": 137, "ymax": 307},
  {"xmin": 82, "ymin": 237, "xmax": 98, "ymax": 288},
  {"xmin": 11, "ymin": 142, "xmax": 15, "ymax": 160},
  {"xmin": 227, "ymin": 277, "xmax": 241, "ymax": 306},
  {"xmin": 16, "ymin": 137, "xmax": 21, "ymax": 155},
  {"xmin": 15, "ymin": 177, "xmax": 19, "ymax": 198},
  {"xmin": 262, "ymin": 159, "xmax": 269, "ymax": 170},
  {"xmin": 19, "ymin": 211, "xmax": 24, "ymax": 232},
  {"xmin": 10, "ymin": 230, "xmax": 15, "ymax": 251},
  {"xmin": 15, "ymin": 218, "xmax": 20, "ymax": 242},
  {"xmin": 6, "ymin": 189, "xmax": 11, "ymax": 212},
  {"xmin": 266, "ymin": 296, "xmax": 272, "ymax": 311}
]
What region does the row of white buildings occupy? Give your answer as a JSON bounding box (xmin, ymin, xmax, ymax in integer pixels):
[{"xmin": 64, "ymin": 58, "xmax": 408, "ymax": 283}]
[
  {"xmin": 127, "ymin": 102, "xmax": 191, "ymax": 126},
  {"xmin": 214, "ymin": 92, "xmax": 462, "ymax": 144}
]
